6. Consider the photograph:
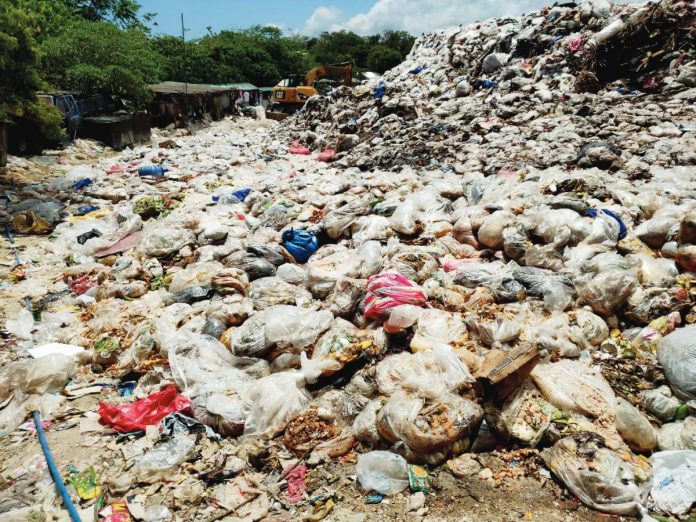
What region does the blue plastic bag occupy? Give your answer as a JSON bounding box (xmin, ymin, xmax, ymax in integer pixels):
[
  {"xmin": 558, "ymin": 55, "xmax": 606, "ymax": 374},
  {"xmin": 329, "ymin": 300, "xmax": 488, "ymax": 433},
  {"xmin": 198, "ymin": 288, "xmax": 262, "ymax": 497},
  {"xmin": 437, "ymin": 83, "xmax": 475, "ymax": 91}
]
[
  {"xmin": 73, "ymin": 178, "xmax": 93, "ymax": 190},
  {"xmin": 282, "ymin": 229, "xmax": 319, "ymax": 264},
  {"xmin": 586, "ymin": 208, "xmax": 627, "ymax": 240}
]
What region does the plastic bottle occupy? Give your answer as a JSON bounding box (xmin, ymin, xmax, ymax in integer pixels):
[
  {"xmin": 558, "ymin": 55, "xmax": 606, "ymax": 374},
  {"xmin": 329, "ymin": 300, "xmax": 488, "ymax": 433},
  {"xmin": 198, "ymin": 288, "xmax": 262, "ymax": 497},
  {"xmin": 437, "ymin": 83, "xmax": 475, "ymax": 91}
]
[{"xmin": 138, "ymin": 165, "xmax": 169, "ymax": 177}]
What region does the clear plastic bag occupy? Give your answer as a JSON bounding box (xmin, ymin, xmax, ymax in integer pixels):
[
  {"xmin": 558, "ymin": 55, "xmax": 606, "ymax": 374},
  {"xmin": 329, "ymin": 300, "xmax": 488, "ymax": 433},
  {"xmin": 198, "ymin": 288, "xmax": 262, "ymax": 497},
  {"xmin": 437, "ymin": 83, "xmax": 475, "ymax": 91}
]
[
  {"xmin": 657, "ymin": 418, "xmax": 696, "ymax": 451},
  {"xmin": 356, "ymin": 451, "xmax": 409, "ymax": 495},
  {"xmin": 649, "ymin": 450, "xmax": 696, "ymax": 517},
  {"xmin": 410, "ymin": 309, "xmax": 465, "ymax": 352},
  {"xmin": 0, "ymin": 354, "xmax": 76, "ymax": 401},
  {"xmin": 541, "ymin": 433, "xmax": 651, "ymax": 515},
  {"xmin": 575, "ymin": 271, "xmax": 638, "ymax": 316},
  {"xmin": 614, "ymin": 397, "xmax": 657, "ymax": 452},
  {"xmin": 263, "ymin": 305, "xmax": 334, "ymax": 351},
  {"xmin": 307, "ymin": 249, "xmax": 363, "ymax": 298},
  {"xmin": 353, "ymin": 399, "xmax": 385, "ymax": 446},
  {"xmin": 242, "ymin": 372, "xmax": 311, "ymax": 438},
  {"xmin": 135, "ymin": 435, "xmax": 196, "ymax": 483},
  {"xmin": 487, "ymin": 379, "xmax": 555, "ymax": 447},
  {"xmin": 5, "ymin": 308, "xmax": 34, "ymax": 340},
  {"xmin": 657, "ymin": 326, "xmax": 696, "ymax": 402},
  {"xmin": 248, "ymin": 277, "xmax": 314, "ymax": 309},
  {"xmin": 323, "ymin": 197, "xmax": 370, "ymax": 239},
  {"xmin": 168, "ymin": 261, "xmax": 223, "ymax": 294},
  {"xmin": 376, "ymin": 392, "xmax": 483, "ymax": 452},
  {"xmin": 376, "ymin": 344, "xmax": 475, "ymax": 400},
  {"xmin": 641, "ymin": 386, "xmax": 680, "ymax": 422}
]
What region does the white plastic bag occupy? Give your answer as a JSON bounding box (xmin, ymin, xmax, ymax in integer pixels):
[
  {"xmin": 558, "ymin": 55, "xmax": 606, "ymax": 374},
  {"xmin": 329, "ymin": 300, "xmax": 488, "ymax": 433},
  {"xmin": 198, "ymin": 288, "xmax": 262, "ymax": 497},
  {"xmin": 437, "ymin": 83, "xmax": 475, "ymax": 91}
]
[
  {"xmin": 649, "ymin": 451, "xmax": 696, "ymax": 517},
  {"xmin": 356, "ymin": 451, "xmax": 409, "ymax": 495},
  {"xmin": 657, "ymin": 327, "xmax": 696, "ymax": 402},
  {"xmin": 5, "ymin": 308, "xmax": 34, "ymax": 340}
]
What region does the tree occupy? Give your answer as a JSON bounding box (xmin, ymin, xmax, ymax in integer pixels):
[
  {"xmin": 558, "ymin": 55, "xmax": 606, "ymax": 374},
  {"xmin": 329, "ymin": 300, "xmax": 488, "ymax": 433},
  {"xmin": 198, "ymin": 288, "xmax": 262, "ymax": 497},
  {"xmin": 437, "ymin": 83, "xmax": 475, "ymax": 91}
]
[
  {"xmin": 39, "ymin": 20, "xmax": 162, "ymax": 106},
  {"xmin": 380, "ymin": 30, "xmax": 416, "ymax": 56},
  {"xmin": 367, "ymin": 45, "xmax": 403, "ymax": 73},
  {"xmin": 62, "ymin": 0, "xmax": 152, "ymax": 29},
  {"xmin": 0, "ymin": 2, "xmax": 63, "ymax": 141}
]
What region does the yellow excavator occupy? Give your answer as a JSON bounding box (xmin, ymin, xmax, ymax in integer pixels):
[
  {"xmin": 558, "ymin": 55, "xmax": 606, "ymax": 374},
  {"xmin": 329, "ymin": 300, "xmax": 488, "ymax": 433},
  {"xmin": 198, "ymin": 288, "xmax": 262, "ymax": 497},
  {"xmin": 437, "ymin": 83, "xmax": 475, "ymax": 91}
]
[{"xmin": 266, "ymin": 62, "xmax": 353, "ymax": 120}]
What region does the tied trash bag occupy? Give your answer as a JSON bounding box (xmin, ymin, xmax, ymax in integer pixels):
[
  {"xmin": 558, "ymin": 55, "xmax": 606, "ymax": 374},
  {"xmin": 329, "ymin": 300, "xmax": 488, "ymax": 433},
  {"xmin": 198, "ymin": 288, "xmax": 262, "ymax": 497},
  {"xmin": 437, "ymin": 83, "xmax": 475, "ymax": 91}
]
[
  {"xmin": 281, "ymin": 229, "xmax": 319, "ymax": 263},
  {"xmin": 98, "ymin": 386, "xmax": 192, "ymax": 433},
  {"xmin": 657, "ymin": 326, "xmax": 696, "ymax": 402},
  {"xmin": 541, "ymin": 433, "xmax": 651, "ymax": 515},
  {"xmin": 657, "ymin": 418, "xmax": 696, "ymax": 451},
  {"xmin": 649, "ymin": 450, "xmax": 696, "ymax": 517},
  {"xmin": 356, "ymin": 451, "xmax": 409, "ymax": 495},
  {"xmin": 288, "ymin": 141, "xmax": 310, "ymax": 155},
  {"xmin": 364, "ymin": 271, "xmax": 428, "ymax": 322},
  {"xmin": 376, "ymin": 392, "xmax": 483, "ymax": 452}
]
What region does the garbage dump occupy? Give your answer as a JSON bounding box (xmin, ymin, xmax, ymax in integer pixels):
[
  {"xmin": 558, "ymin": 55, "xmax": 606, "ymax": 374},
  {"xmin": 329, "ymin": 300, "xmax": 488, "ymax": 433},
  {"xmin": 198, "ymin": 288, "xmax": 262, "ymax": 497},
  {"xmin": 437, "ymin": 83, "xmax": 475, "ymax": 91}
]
[{"xmin": 1, "ymin": 0, "xmax": 696, "ymax": 520}]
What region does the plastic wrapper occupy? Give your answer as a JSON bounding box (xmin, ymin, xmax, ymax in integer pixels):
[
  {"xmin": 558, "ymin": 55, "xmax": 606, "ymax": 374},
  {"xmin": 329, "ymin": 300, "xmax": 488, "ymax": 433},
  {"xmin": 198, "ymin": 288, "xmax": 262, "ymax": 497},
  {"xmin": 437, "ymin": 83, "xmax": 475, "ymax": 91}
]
[
  {"xmin": 356, "ymin": 451, "xmax": 409, "ymax": 495},
  {"xmin": 98, "ymin": 386, "xmax": 191, "ymax": 433},
  {"xmin": 648, "ymin": 451, "xmax": 696, "ymax": 517},
  {"xmin": 614, "ymin": 397, "xmax": 657, "ymax": 452},
  {"xmin": 657, "ymin": 418, "xmax": 696, "ymax": 451},
  {"xmin": 657, "ymin": 326, "xmax": 696, "ymax": 402},
  {"xmin": 376, "ymin": 345, "xmax": 475, "ymax": 400},
  {"xmin": 376, "ymin": 392, "xmax": 483, "ymax": 452},
  {"xmin": 135, "ymin": 435, "xmax": 196, "ymax": 483},
  {"xmin": 541, "ymin": 433, "xmax": 651, "ymax": 515},
  {"xmin": 363, "ymin": 270, "xmax": 427, "ymax": 322},
  {"xmin": 248, "ymin": 277, "xmax": 314, "ymax": 309}
]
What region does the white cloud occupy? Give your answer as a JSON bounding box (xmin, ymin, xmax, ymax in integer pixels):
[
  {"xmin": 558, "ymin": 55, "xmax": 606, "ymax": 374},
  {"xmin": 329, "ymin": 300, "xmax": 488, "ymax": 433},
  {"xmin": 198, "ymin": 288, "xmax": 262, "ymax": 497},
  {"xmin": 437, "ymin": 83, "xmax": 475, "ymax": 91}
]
[
  {"xmin": 302, "ymin": 6, "xmax": 344, "ymax": 35},
  {"xmin": 302, "ymin": 0, "xmax": 557, "ymax": 36}
]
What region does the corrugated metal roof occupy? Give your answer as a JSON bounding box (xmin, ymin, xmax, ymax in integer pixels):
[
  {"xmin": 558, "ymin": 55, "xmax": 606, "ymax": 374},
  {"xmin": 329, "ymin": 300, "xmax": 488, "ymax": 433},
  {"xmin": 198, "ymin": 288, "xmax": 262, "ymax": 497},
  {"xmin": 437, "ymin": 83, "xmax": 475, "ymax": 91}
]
[
  {"xmin": 223, "ymin": 82, "xmax": 259, "ymax": 91},
  {"xmin": 149, "ymin": 81, "xmax": 259, "ymax": 94}
]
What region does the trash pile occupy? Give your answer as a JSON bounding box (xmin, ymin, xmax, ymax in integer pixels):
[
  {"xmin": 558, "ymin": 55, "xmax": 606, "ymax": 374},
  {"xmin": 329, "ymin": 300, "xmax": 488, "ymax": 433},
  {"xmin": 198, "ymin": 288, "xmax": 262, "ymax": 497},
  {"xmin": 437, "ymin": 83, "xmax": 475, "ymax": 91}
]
[
  {"xmin": 271, "ymin": 0, "xmax": 695, "ymax": 171},
  {"xmin": 1, "ymin": 1, "xmax": 696, "ymax": 520}
]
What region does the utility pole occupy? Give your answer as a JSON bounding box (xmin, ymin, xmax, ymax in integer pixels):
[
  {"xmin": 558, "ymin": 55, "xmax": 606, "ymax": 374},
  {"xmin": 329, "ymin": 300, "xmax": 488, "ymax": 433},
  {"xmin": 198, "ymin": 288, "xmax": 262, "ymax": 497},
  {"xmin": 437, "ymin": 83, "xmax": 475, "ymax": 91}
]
[{"xmin": 181, "ymin": 13, "xmax": 187, "ymax": 96}]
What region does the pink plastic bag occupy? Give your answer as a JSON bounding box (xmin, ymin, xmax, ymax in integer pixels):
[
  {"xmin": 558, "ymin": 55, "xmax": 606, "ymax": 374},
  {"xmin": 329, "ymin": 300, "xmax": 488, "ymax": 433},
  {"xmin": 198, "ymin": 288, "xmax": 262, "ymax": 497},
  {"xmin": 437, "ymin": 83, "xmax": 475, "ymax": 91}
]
[
  {"xmin": 364, "ymin": 271, "xmax": 428, "ymax": 321},
  {"xmin": 288, "ymin": 141, "xmax": 310, "ymax": 155},
  {"xmin": 286, "ymin": 465, "xmax": 307, "ymax": 503},
  {"xmin": 98, "ymin": 386, "xmax": 191, "ymax": 433},
  {"xmin": 316, "ymin": 149, "xmax": 336, "ymax": 162}
]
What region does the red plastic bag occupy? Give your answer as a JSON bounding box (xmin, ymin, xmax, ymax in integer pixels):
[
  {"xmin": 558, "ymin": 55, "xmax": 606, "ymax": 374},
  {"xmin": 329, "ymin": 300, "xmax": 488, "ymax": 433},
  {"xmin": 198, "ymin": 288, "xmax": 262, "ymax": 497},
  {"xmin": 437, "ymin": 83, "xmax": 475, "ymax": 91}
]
[
  {"xmin": 364, "ymin": 271, "xmax": 428, "ymax": 322},
  {"xmin": 316, "ymin": 149, "xmax": 336, "ymax": 162},
  {"xmin": 98, "ymin": 386, "xmax": 191, "ymax": 433},
  {"xmin": 288, "ymin": 141, "xmax": 310, "ymax": 155}
]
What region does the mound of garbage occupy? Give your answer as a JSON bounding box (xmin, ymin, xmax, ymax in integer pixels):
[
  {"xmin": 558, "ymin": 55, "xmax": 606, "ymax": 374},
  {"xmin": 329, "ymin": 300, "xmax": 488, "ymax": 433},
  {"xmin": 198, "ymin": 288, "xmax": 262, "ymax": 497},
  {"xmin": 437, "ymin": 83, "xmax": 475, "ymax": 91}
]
[
  {"xmin": 1, "ymin": 1, "xmax": 696, "ymax": 520},
  {"xmin": 270, "ymin": 0, "xmax": 695, "ymax": 171}
]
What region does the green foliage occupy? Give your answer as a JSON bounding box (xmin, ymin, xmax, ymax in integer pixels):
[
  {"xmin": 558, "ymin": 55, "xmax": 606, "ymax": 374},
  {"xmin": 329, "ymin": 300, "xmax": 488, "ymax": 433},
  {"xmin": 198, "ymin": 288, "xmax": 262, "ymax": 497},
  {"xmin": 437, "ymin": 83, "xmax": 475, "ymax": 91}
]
[
  {"xmin": 39, "ymin": 20, "xmax": 161, "ymax": 106},
  {"xmin": 21, "ymin": 101, "xmax": 65, "ymax": 143},
  {"xmin": 368, "ymin": 45, "xmax": 404, "ymax": 74},
  {"xmin": 0, "ymin": 2, "xmax": 43, "ymax": 121}
]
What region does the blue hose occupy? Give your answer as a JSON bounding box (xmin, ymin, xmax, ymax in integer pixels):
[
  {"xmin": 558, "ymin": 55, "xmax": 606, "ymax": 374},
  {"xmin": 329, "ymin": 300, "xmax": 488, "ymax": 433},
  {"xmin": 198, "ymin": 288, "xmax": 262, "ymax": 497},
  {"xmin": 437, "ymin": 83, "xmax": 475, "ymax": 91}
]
[{"xmin": 32, "ymin": 411, "xmax": 82, "ymax": 521}]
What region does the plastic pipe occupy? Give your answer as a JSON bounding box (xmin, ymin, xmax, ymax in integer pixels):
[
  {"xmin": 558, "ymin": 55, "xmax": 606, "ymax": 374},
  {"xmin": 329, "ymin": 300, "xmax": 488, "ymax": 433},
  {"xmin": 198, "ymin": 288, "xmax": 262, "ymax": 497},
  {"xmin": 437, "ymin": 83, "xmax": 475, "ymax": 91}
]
[{"xmin": 32, "ymin": 411, "xmax": 82, "ymax": 522}]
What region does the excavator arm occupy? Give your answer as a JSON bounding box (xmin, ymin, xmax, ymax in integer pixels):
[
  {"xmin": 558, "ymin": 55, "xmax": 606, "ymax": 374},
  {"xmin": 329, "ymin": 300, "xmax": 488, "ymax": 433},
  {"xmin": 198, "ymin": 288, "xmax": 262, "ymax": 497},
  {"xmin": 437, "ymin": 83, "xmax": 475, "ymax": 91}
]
[{"xmin": 304, "ymin": 62, "xmax": 353, "ymax": 87}]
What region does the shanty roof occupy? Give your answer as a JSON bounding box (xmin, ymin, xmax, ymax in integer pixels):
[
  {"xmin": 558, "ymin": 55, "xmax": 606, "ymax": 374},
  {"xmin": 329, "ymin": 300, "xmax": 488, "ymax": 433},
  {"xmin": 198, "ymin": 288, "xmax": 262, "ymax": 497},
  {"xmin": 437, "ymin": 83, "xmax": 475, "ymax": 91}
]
[
  {"xmin": 149, "ymin": 81, "xmax": 259, "ymax": 95},
  {"xmin": 224, "ymin": 82, "xmax": 259, "ymax": 91}
]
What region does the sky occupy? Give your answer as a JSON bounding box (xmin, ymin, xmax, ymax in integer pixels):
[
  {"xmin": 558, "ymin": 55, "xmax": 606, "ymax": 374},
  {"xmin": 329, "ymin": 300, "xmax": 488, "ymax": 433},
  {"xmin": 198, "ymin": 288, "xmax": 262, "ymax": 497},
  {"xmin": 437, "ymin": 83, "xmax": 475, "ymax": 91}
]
[{"xmin": 139, "ymin": 0, "xmax": 557, "ymax": 39}]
